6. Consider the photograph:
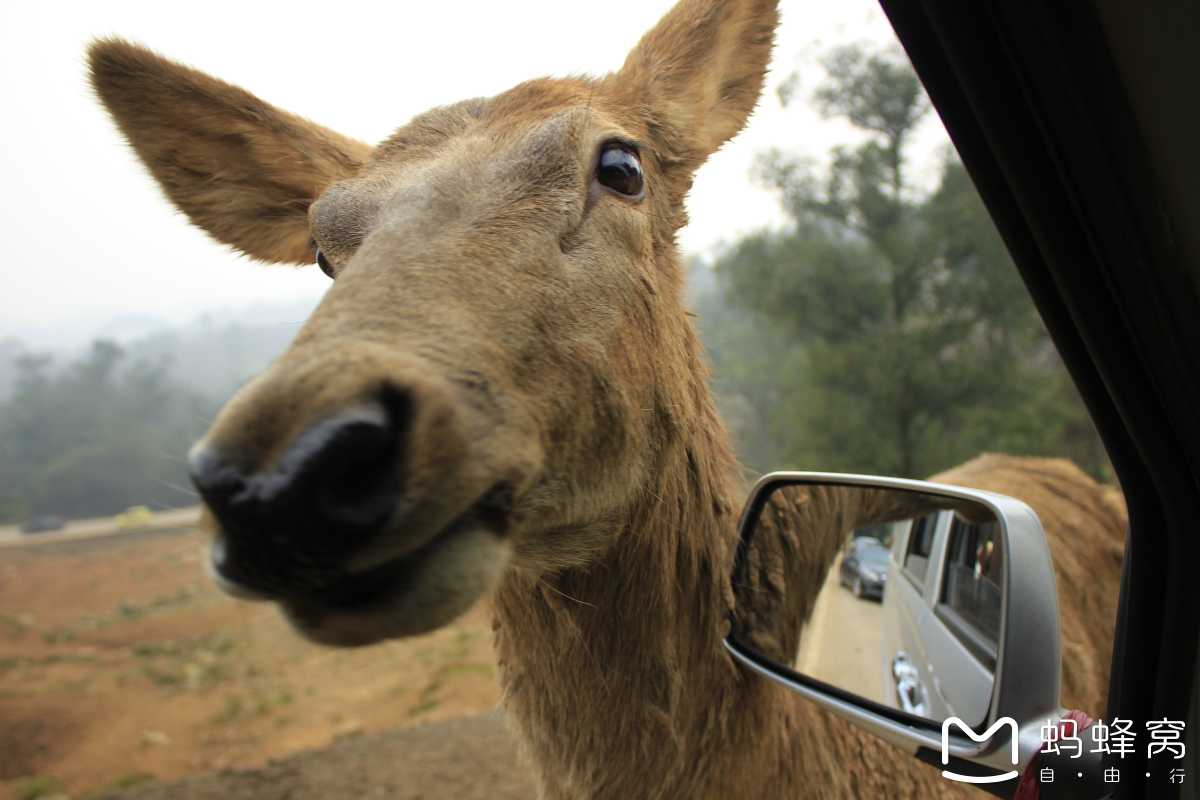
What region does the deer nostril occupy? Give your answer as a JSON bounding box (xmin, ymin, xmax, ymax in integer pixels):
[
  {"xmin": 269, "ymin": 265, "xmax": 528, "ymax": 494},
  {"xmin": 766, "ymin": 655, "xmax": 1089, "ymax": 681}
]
[
  {"xmin": 311, "ymin": 411, "xmax": 401, "ymax": 528},
  {"xmin": 188, "ymin": 445, "xmax": 252, "ymax": 515},
  {"xmin": 188, "ymin": 398, "xmax": 409, "ymax": 597}
]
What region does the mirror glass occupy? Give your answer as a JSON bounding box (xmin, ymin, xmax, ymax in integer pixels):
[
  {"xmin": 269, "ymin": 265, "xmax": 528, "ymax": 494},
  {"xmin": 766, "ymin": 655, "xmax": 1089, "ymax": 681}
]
[{"xmin": 731, "ymin": 482, "xmax": 1002, "ymax": 727}]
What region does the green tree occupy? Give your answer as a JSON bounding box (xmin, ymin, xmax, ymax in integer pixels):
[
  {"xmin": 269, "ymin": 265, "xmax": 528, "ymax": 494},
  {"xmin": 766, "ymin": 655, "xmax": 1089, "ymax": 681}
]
[
  {"xmin": 705, "ymin": 44, "xmax": 1104, "ymax": 480},
  {"xmin": 692, "ymin": 271, "xmax": 807, "ymax": 476},
  {"xmin": 0, "ymin": 341, "xmax": 217, "ymax": 521}
]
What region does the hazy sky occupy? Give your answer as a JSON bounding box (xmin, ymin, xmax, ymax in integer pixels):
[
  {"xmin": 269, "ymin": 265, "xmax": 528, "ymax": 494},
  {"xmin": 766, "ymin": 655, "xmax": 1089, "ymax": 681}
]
[{"xmin": 0, "ymin": 0, "xmax": 949, "ymax": 345}]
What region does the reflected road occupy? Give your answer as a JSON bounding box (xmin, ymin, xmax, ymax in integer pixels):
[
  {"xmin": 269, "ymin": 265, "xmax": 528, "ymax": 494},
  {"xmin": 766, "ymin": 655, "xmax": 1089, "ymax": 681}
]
[{"xmin": 796, "ymin": 557, "xmax": 886, "ymax": 704}]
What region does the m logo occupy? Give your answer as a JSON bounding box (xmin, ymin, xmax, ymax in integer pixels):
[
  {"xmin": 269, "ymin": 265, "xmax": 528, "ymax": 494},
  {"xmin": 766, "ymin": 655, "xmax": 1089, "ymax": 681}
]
[{"xmin": 941, "ymin": 717, "xmax": 1019, "ymax": 783}]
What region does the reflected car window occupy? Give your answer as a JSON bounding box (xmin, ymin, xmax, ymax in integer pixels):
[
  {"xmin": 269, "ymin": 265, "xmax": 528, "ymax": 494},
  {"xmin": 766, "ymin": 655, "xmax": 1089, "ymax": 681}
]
[
  {"xmin": 859, "ymin": 547, "xmax": 889, "ymax": 566},
  {"xmin": 935, "ymin": 515, "xmax": 1003, "ymax": 669},
  {"xmin": 902, "ymin": 513, "xmax": 938, "ymax": 586}
]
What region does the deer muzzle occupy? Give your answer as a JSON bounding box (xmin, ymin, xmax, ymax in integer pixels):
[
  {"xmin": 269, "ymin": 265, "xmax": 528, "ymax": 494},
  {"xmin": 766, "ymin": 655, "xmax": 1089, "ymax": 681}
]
[{"xmin": 186, "ymin": 347, "xmax": 527, "ymax": 645}]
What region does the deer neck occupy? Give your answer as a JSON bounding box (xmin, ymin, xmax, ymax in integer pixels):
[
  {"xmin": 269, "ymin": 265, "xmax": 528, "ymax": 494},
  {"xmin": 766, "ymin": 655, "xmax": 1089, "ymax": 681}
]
[{"xmin": 490, "ymin": 368, "xmax": 813, "ymax": 798}]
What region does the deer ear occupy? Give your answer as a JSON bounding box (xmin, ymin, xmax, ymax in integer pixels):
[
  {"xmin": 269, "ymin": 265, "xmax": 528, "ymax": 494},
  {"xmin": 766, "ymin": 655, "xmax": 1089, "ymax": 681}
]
[
  {"xmin": 88, "ymin": 38, "xmax": 373, "ymax": 265},
  {"xmin": 615, "ymin": 0, "xmax": 778, "ymax": 169}
]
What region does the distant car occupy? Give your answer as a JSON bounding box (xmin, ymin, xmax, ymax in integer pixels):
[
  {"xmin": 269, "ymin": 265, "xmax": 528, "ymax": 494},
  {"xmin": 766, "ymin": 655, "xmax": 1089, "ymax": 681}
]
[
  {"xmin": 839, "ymin": 539, "xmax": 890, "ymax": 599},
  {"xmin": 115, "ymin": 505, "xmax": 153, "ymax": 529},
  {"xmin": 19, "ymin": 515, "xmax": 66, "ymax": 534}
]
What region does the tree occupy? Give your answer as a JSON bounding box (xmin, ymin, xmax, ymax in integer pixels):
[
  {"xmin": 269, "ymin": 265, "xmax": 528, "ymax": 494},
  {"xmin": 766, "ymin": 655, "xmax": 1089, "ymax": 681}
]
[
  {"xmin": 0, "ymin": 341, "xmax": 218, "ymax": 521},
  {"xmin": 705, "ymin": 44, "xmax": 1105, "ymax": 480}
]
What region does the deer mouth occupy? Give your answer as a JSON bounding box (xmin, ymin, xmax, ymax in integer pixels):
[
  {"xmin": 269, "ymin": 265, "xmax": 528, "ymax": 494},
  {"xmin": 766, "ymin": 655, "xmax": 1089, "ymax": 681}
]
[
  {"xmin": 206, "ymin": 481, "xmax": 516, "ymax": 647},
  {"xmin": 280, "ymin": 525, "xmax": 512, "ymax": 648}
]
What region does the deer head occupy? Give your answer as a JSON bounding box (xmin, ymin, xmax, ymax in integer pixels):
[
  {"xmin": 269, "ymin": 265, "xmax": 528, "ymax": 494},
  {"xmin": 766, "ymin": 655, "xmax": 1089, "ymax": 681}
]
[{"xmin": 88, "ymin": 0, "xmax": 778, "ymax": 647}]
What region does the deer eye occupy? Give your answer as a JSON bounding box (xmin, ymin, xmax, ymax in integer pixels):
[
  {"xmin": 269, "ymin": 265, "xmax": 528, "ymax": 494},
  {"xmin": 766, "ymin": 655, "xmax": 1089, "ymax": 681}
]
[
  {"xmin": 316, "ymin": 248, "xmax": 335, "ymax": 279},
  {"xmin": 597, "ymin": 144, "xmax": 643, "ymax": 197}
]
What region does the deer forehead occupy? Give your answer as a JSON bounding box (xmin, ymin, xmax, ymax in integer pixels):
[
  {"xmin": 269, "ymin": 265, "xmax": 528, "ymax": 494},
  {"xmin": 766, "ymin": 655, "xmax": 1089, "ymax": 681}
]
[{"xmin": 310, "ymin": 95, "xmax": 650, "ymax": 264}]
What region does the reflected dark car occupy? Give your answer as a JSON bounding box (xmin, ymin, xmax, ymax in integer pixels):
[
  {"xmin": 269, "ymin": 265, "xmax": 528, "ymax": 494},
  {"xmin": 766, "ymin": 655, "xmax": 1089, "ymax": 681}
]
[
  {"xmin": 839, "ymin": 540, "xmax": 889, "ymax": 599},
  {"xmin": 19, "ymin": 515, "xmax": 66, "ymax": 534}
]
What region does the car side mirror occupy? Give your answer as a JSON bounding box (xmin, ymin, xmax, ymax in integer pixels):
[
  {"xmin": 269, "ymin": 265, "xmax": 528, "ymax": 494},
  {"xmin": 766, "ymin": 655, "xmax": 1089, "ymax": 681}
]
[{"xmin": 724, "ymin": 472, "xmax": 1095, "ymax": 796}]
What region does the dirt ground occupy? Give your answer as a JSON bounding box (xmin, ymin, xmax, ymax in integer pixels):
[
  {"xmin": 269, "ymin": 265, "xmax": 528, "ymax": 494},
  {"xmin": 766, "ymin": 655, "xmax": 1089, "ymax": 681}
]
[
  {"xmin": 0, "ymin": 526, "xmax": 524, "ymax": 800},
  {"xmin": 88, "ymin": 713, "xmax": 533, "ymax": 800}
]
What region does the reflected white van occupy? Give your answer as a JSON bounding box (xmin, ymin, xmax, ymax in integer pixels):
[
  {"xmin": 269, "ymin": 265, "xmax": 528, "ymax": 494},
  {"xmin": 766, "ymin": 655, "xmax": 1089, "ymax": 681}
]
[{"xmin": 881, "ymin": 510, "xmax": 1002, "ymax": 727}]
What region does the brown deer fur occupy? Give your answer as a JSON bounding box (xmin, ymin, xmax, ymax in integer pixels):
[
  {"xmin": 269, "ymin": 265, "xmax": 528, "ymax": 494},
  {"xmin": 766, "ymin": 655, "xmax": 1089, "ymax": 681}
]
[{"xmin": 88, "ymin": 0, "xmax": 1123, "ymax": 796}]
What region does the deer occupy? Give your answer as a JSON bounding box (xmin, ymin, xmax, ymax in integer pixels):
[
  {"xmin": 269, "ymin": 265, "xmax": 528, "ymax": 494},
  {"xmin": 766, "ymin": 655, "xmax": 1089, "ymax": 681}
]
[{"xmin": 88, "ymin": 0, "xmax": 1124, "ymax": 796}]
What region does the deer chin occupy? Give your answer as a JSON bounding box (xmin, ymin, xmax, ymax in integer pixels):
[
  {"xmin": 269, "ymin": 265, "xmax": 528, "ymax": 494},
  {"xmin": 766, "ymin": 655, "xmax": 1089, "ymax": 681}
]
[
  {"xmin": 203, "ymin": 512, "xmax": 513, "ymax": 648},
  {"xmin": 278, "ymin": 525, "xmax": 511, "ymax": 647}
]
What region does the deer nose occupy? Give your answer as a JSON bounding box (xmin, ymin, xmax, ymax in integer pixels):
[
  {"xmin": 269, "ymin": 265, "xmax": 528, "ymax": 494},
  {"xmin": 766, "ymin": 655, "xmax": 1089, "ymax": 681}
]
[{"xmin": 188, "ymin": 401, "xmax": 405, "ymax": 599}]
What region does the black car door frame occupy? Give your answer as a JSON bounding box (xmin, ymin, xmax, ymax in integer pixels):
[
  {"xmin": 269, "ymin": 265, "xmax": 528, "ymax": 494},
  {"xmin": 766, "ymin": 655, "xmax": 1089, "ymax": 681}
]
[{"xmin": 876, "ymin": 1, "xmax": 1200, "ymax": 797}]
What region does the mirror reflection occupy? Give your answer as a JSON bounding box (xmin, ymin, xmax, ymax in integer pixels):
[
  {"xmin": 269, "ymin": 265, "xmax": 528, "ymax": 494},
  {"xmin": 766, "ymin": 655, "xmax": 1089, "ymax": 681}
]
[{"xmin": 731, "ymin": 483, "xmax": 1002, "ymax": 727}]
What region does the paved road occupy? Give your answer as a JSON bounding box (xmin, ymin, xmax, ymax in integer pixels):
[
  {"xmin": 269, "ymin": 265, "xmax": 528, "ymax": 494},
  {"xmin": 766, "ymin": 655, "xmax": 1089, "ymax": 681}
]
[
  {"xmin": 0, "ymin": 505, "xmax": 201, "ymax": 548},
  {"xmin": 796, "ymin": 558, "xmax": 886, "ymax": 704}
]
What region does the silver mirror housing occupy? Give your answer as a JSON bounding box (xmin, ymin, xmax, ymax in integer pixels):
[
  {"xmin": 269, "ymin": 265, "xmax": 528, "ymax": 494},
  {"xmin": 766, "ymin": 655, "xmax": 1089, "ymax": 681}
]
[{"xmin": 724, "ymin": 472, "xmax": 1065, "ymax": 789}]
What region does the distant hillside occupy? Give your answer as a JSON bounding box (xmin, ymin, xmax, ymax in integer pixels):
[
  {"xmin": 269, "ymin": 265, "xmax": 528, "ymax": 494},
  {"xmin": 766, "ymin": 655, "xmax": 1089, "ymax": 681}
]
[
  {"xmin": 0, "ymin": 303, "xmax": 321, "ymax": 522},
  {"xmin": 1, "ymin": 299, "xmax": 320, "ymax": 406},
  {"xmin": 125, "ymin": 317, "xmax": 304, "ymax": 403}
]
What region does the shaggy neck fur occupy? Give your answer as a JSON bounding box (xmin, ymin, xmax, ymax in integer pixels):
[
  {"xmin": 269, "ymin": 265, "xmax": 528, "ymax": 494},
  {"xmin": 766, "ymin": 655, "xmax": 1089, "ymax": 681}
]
[
  {"xmin": 490, "ymin": 324, "xmax": 972, "ymax": 800},
  {"xmin": 491, "ymin": 395, "xmax": 763, "ymax": 799}
]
